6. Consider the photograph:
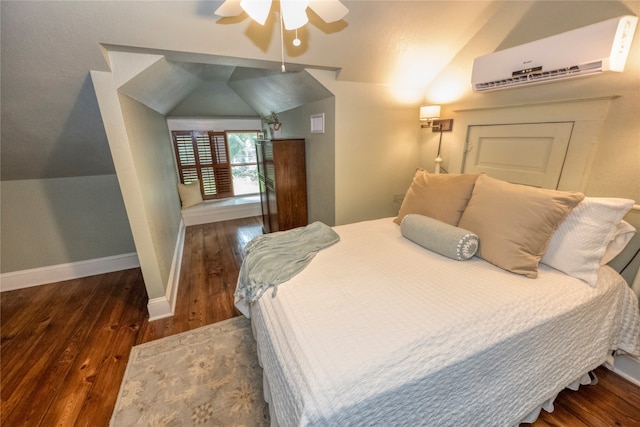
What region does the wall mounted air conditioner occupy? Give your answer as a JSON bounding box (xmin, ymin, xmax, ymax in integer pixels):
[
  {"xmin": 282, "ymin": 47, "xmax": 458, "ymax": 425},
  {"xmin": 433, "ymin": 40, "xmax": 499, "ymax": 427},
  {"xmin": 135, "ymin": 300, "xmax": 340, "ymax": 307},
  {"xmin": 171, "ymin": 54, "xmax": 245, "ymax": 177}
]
[{"xmin": 471, "ymin": 15, "xmax": 638, "ymax": 92}]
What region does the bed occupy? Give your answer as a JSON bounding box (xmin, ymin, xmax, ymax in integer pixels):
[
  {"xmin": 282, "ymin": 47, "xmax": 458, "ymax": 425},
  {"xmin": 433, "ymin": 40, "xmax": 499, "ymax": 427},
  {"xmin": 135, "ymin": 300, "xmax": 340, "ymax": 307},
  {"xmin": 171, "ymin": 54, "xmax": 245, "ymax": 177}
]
[{"xmin": 236, "ymin": 171, "xmax": 640, "ymax": 426}]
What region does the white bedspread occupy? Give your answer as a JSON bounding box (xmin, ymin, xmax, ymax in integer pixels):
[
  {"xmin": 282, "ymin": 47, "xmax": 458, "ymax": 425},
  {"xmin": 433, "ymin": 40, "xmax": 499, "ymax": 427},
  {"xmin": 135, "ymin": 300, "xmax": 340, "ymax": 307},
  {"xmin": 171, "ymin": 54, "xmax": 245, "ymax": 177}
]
[{"xmin": 248, "ymin": 218, "xmax": 640, "ymax": 426}]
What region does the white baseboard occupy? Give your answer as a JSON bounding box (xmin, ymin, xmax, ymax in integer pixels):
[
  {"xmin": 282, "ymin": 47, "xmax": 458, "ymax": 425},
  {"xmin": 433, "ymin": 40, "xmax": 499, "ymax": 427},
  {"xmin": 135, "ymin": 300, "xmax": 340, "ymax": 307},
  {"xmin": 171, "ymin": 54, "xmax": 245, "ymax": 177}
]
[
  {"xmin": 2, "ymin": 220, "xmax": 187, "ymax": 322},
  {"xmin": 182, "ymin": 196, "xmax": 261, "ymax": 226},
  {"xmin": 147, "ymin": 297, "xmax": 174, "ymax": 321},
  {"xmin": 147, "ymin": 219, "xmax": 186, "ymax": 321},
  {"xmin": 0, "ymin": 253, "xmax": 140, "ymax": 292},
  {"xmin": 609, "ymin": 354, "xmax": 640, "ymax": 386}
]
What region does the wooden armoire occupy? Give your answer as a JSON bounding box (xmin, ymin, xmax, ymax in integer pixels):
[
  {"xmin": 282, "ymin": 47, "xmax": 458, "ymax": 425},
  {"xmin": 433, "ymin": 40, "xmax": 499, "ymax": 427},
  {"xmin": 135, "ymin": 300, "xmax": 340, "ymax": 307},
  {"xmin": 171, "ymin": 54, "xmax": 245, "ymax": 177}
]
[{"xmin": 256, "ymin": 138, "xmax": 308, "ymax": 233}]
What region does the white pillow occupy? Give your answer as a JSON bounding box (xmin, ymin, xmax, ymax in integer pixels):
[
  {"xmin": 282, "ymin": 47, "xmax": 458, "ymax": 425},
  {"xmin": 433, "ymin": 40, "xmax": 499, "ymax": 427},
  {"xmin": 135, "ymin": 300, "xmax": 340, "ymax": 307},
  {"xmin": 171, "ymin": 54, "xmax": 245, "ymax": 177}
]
[
  {"xmin": 601, "ymin": 220, "xmax": 636, "ymax": 265},
  {"xmin": 177, "ymin": 180, "xmax": 203, "ymax": 208},
  {"xmin": 541, "ymin": 197, "xmax": 635, "ymax": 286}
]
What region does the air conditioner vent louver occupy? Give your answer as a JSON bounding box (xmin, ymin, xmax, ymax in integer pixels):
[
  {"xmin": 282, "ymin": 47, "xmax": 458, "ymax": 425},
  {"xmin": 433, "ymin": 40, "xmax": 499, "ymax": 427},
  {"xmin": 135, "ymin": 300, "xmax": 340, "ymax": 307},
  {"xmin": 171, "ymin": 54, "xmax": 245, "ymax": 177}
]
[
  {"xmin": 474, "ymin": 61, "xmax": 603, "ymax": 92},
  {"xmin": 471, "ymin": 15, "xmax": 637, "ymax": 92}
]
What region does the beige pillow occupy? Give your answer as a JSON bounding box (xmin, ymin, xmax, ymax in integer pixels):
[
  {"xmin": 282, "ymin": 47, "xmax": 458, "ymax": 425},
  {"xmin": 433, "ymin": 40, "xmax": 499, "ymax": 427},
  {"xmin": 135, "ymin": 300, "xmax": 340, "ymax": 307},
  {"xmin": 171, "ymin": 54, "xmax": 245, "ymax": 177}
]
[
  {"xmin": 177, "ymin": 180, "xmax": 203, "ymax": 208},
  {"xmin": 458, "ymin": 175, "xmax": 584, "ymax": 278},
  {"xmin": 394, "ymin": 170, "xmax": 479, "ymax": 226}
]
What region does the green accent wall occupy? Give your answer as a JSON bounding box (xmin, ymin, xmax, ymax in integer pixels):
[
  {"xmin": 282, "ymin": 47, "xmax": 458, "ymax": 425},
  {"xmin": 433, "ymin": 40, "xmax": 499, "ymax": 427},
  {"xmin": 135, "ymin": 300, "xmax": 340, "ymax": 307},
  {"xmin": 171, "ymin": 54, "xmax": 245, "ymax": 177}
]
[{"xmin": 1, "ymin": 175, "xmax": 135, "ymax": 273}]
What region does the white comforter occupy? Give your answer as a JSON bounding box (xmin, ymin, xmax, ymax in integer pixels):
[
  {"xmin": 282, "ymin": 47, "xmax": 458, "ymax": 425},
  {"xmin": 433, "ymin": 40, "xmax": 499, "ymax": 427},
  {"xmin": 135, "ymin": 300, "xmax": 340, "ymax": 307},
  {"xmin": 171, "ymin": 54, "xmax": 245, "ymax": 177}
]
[{"xmin": 248, "ymin": 218, "xmax": 640, "ymax": 426}]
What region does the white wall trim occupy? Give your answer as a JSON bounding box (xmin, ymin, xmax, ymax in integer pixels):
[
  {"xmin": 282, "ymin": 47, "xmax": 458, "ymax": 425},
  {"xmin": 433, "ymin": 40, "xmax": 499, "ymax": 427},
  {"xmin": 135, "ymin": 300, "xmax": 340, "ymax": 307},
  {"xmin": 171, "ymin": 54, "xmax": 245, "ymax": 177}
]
[
  {"xmin": 147, "ymin": 219, "xmax": 186, "ymax": 321},
  {"xmin": 449, "ymin": 97, "xmax": 613, "ymax": 193},
  {"xmin": 1, "ymin": 219, "xmax": 188, "ymax": 322},
  {"xmin": 146, "ymin": 297, "xmax": 173, "ymax": 321},
  {"xmin": 182, "ymin": 196, "xmax": 261, "ymax": 226},
  {"xmin": 0, "ymin": 253, "xmax": 140, "ymax": 292},
  {"xmin": 608, "ymin": 354, "xmax": 640, "ymax": 386}
]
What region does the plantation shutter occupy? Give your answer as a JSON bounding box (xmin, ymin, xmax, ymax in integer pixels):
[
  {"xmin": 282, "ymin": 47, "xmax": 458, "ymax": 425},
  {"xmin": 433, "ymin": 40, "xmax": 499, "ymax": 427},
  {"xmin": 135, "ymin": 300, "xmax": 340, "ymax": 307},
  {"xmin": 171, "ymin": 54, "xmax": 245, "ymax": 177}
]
[
  {"xmin": 208, "ymin": 132, "xmax": 233, "ymax": 198},
  {"xmin": 173, "ymin": 131, "xmax": 200, "ymax": 185},
  {"xmin": 171, "ymin": 131, "xmax": 233, "ymax": 200}
]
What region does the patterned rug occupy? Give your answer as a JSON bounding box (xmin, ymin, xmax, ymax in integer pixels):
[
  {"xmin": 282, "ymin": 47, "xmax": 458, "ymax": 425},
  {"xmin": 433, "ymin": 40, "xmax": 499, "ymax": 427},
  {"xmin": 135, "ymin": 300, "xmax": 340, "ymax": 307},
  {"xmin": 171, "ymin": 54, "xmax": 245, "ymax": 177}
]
[{"xmin": 110, "ymin": 316, "xmax": 269, "ymax": 426}]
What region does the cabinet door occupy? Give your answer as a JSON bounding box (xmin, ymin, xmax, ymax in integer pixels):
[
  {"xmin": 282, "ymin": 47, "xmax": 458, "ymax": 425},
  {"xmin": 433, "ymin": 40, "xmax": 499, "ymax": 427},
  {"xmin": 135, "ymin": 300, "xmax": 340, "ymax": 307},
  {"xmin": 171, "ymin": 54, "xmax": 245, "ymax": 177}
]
[
  {"xmin": 257, "ymin": 138, "xmax": 307, "ymax": 233},
  {"xmin": 256, "ymin": 141, "xmax": 265, "ymax": 178},
  {"xmin": 464, "ymin": 123, "xmax": 573, "ymax": 189},
  {"xmin": 266, "ymin": 183, "xmax": 279, "ymax": 232},
  {"xmin": 259, "ymin": 178, "xmax": 270, "ymax": 233}
]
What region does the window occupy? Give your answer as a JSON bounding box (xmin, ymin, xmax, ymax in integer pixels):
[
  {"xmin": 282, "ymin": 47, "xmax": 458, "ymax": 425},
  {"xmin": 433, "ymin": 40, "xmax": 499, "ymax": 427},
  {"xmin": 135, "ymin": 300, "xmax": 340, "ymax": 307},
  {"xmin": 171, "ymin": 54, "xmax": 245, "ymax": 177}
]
[
  {"xmin": 227, "ymin": 131, "xmax": 260, "ymax": 195},
  {"xmin": 171, "ymin": 130, "xmax": 260, "ymax": 200}
]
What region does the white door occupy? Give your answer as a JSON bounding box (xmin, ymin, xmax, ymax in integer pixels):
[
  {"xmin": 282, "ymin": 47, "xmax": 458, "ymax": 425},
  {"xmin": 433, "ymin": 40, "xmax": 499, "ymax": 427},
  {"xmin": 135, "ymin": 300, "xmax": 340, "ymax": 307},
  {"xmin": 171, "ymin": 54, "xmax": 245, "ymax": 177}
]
[{"xmin": 463, "ymin": 122, "xmax": 574, "ymax": 189}]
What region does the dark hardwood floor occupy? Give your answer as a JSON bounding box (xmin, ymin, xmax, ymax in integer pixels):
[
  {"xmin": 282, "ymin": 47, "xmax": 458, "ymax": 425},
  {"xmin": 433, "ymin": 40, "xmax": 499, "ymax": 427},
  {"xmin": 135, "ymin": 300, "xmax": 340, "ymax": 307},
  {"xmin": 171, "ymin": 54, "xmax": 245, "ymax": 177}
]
[{"xmin": 1, "ymin": 216, "xmax": 639, "ymax": 426}]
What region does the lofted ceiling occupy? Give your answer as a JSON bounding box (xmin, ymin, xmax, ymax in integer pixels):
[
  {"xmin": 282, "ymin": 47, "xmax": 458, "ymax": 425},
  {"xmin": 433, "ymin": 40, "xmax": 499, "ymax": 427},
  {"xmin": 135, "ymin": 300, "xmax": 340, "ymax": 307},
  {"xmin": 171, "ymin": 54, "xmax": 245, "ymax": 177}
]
[
  {"xmin": 116, "ymin": 57, "xmax": 334, "ymax": 118},
  {"xmin": 1, "ymin": 0, "xmax": 636, "ymax": 181}
]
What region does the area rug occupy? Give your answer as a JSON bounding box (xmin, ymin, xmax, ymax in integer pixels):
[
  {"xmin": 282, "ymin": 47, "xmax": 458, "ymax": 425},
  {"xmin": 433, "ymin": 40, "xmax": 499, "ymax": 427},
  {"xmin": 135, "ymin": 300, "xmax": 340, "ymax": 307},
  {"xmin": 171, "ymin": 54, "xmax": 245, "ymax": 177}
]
[{"xmin": 110, "ymin": 316, "xmax": 269, "ymax": 426}]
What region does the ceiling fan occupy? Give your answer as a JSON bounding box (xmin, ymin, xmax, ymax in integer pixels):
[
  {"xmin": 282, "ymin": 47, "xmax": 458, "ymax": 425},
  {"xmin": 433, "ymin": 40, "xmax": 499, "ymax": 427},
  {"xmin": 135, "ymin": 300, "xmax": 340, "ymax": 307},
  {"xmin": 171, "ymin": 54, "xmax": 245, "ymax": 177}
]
[{"xmin": 215, "ymin": 0, "xmax": 349, "ymax": 30}]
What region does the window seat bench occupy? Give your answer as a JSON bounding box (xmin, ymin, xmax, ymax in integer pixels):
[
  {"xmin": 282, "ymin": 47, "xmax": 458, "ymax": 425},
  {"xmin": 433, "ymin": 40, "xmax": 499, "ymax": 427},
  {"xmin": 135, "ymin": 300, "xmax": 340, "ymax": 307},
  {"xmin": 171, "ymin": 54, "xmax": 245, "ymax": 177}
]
[{"xmin": 181, "ymin": 195, "xmax": 261, "ymax": 226}]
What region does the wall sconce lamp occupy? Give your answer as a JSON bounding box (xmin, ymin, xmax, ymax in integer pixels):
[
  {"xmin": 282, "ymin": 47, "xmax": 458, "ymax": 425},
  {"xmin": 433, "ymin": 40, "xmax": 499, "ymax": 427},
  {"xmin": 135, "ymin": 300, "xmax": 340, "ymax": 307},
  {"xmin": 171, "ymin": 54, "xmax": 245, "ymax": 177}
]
[
  {"xmin": 419, "ymin": 105, "xmax": 440, "ymax": 128},
  {"xmin": 419, "ymin": 105, "xmax": 453, "ymax": 131},
  {"xmin": 419, "ymin": 105, "xmax": 454, "ymax": 173}
]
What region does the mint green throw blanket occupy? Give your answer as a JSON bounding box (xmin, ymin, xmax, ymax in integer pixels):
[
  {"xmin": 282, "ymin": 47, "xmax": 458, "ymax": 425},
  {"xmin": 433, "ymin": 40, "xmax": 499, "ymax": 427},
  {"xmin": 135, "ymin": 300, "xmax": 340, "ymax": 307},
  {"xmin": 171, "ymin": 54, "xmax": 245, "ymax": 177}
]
[{"xmin": 235, "ymin": 222, "xmax": 340, "ymax": 306}]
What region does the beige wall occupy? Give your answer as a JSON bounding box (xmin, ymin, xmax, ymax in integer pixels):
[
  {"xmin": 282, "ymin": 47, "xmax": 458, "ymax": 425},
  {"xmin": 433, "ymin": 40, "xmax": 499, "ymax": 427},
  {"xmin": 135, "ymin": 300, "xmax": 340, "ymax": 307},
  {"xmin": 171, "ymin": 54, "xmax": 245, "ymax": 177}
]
[
  {"xmin": 278, "ymin": 95, "xmax": 336, "ymax": 226},
  {"xmin": 585, "ymin": 81, "xmax": 640, "ymax": 221},
  {"xmin": 307, "ymin": 70, "xmax": 421, "ymax": 225}
]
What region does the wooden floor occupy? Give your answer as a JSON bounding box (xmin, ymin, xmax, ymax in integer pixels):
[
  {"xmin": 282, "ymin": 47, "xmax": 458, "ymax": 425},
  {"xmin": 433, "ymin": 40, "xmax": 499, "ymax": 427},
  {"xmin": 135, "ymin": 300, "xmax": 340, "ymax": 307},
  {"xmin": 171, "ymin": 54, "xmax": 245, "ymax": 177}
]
[{"xmin": 2, "ymin": 216, "xmax": 639, "ymax": 426}]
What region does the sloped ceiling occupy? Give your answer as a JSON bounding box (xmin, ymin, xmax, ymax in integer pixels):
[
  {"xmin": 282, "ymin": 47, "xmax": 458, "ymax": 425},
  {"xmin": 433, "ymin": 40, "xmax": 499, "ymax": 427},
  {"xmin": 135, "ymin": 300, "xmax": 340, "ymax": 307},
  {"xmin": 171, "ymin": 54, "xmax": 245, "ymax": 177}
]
[
  {"xmin": 116, "ymin": 55, "xmax": 334, "ymax": 119},
  {"xmin": 1, "ymin": 0, "xmax": 637, "ymax": 181},
  {"xmin": 119, "ymin": 59, "xmax": 205, "ymax": 116},
  {"xmin": 168, "ymin": 79, "xmax": 259, "ymax": 117},
  {"xmin": 226, "ymin": 67, "xmax": 333, "ymax": 115},
  {"xmin": 168, "ymin": 63, "xmax": 258, "ymax": 117}
]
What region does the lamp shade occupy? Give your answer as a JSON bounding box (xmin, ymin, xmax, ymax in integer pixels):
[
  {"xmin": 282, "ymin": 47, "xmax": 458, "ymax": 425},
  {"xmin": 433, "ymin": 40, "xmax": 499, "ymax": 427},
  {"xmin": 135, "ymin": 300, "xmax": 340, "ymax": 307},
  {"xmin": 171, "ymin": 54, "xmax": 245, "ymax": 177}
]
[{"xmin": 420, "ymin": 105, "xmax": 441, "ymax": 120}]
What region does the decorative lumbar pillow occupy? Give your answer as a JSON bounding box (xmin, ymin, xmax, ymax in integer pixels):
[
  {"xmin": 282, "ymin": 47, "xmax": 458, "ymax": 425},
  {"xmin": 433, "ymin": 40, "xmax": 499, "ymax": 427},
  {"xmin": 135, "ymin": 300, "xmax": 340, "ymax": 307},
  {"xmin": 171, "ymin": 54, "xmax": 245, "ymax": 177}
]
[
  {"xmin": 394, "ymin": 169, "xmax": 479, "ymax": 226},
  {"xmin": 177, "ymin": 180, "xmax": 203, "ymax": 208},
  {"xmin": 541, "ymin": 197, "xmax": 635, "ymax": 285},
  {"xmin": 601, "ymin": 220, "xmax": 636, "ymax": 265},
  {"xmin": 457, "ymin": 174, "xmax": 584, "ymax": 278},
  {"xmin": 401, "ymin": 214, "xmax": 479, "ymax": 261}
]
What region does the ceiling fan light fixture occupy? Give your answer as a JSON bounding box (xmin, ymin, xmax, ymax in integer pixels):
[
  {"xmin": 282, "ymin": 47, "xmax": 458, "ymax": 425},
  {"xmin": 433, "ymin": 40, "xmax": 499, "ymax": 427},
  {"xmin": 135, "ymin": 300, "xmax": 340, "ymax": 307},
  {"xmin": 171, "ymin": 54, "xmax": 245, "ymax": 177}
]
[
  {"xmin": 239, "ymin": 0, "xmax": 272, "ymax": 25},
  {"xmin": 307, "ymin": 0, "xmax": 349, "ymax": 22},
  {"xmin": 216, "ymin": 0, "xmax": 348, "ymax": 27},
  {"xmin": 280, "ymin": 0, "xmax": 309, "ymax": 30},
  {"xmin": 214, "ymin": 0, "xmax": 243, "ymax": 17}
]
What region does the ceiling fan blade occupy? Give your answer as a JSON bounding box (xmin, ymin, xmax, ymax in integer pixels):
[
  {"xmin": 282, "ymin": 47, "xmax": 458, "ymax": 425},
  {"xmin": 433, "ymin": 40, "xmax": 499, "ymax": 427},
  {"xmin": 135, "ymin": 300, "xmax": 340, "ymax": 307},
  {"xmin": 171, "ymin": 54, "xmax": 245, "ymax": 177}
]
[
  {"xmin": 215, "ymin": 0, "xmax": 243, "ymax": 17},
  {"xmin": 308, "ymin": 0, "xmax": 348, "ymax": 23}
]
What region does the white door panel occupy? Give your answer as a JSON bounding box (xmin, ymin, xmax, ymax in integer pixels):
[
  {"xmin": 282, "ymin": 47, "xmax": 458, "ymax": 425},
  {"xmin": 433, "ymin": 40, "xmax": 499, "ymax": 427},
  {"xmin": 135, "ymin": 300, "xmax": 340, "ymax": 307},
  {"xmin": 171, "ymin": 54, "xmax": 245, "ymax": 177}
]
[{"xmin": 463, "ymin": 122, "xmax": 574, "ymax": 189}]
